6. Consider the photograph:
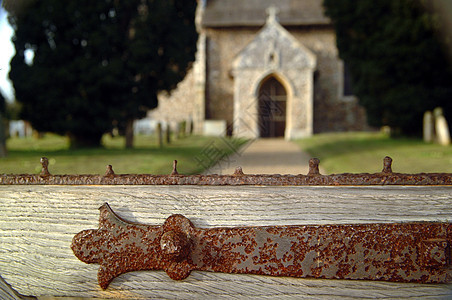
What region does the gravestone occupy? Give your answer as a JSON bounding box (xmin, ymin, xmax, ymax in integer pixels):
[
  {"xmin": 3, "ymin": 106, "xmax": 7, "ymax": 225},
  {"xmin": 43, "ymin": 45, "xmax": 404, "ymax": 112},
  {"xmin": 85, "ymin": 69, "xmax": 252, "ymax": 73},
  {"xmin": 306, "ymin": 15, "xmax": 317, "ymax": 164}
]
[
  {"xmin": 434, "ymin": 107, "xmax": 451, "ymax": 146},
  {"xmin": 423, "ymin": 111, "xmax": 434, "ymax": 143},
  {"xmin": 203, "ymin": 120, "xmax": 227, "ymax": 136}
]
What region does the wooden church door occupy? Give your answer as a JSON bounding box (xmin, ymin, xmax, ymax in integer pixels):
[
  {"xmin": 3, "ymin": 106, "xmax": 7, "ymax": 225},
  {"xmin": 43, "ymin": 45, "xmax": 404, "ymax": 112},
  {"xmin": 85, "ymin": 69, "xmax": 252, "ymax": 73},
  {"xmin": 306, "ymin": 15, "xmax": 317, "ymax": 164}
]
[{"xmin": 258, "ymin": 76, "xmax": 287, "ymax": 137}]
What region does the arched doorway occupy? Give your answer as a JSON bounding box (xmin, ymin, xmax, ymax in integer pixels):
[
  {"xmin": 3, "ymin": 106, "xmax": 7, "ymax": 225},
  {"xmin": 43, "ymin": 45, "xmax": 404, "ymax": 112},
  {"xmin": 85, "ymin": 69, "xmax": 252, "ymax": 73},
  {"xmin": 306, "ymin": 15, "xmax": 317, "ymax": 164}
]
[{"xmin": 258, "ymin": 76, "xmax": 287, "ymax": 137}]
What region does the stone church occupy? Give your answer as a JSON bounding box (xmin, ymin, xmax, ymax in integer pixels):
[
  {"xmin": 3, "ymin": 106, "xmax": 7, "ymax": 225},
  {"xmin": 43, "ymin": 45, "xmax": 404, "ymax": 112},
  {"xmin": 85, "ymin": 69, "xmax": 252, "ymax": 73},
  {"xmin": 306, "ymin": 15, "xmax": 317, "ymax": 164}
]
[{"xmin": 149, "ymin": 0, "xmax": 367, "ymax": 139}]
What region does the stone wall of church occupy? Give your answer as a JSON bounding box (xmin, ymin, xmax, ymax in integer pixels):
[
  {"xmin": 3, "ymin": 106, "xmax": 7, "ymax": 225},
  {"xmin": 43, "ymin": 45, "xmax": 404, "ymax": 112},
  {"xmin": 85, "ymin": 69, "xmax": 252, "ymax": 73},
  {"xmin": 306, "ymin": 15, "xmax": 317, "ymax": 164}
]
[
  {"xmin": 204, "ymin": 28, "xmax": 258, "ymax": 133},
  {"xmin": 291, "ymin": 29, "xmax": 368, "ymax": 132},
  {"xmin": 149, "ymin": 33, "xmax": 206, "ymax": 133},
  {"xmin": 150, "ymin": 25, "xmax": 368, "ymax": 135},
  {"xmin": 205, "ymin": 26, "xmax": 368, "ymax": 134},
  {"xmin": 148, "ymin": 68, "xmax": 197, "ymax": 129}
]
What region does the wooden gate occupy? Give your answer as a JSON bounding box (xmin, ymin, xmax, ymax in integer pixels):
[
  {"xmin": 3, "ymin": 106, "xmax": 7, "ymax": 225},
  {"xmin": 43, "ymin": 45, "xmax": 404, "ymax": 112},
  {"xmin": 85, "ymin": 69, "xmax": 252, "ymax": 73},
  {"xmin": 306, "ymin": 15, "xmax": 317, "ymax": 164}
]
[{"xmin": 1, "ymin": 157, "xmax": 451, "ymax": 299}]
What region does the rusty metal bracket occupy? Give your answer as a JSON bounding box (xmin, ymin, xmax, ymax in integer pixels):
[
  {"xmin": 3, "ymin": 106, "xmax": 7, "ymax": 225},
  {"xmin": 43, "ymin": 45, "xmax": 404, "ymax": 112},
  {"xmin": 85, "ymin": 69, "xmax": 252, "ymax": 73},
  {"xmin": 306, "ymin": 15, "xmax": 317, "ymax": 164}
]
[
  {"xmin": 72, "ymin": 203, "xmax": 452, "ymax": 289},
  {"xmin": 2, "ymin": 156, "xmax": 452, "ymax": 185}
]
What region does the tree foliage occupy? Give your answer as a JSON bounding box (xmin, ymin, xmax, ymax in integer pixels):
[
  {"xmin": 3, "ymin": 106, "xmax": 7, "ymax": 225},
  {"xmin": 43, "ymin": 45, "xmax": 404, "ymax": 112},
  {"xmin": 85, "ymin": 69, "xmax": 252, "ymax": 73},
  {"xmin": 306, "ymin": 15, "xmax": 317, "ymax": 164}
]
[
  {"xmin": 323, "ymin": 0, "xmax": 452, "ymax": 135},
  {"xmin": 0, "ymin": 90, "xmax": 6, "ymax": 157},
  {"xmin": 0, "ymin": 90, "xmax": 5, "ymax": 114},
  {"xmin": 7, "ymin": 0, "xmax": 197, "ymax": 147}
]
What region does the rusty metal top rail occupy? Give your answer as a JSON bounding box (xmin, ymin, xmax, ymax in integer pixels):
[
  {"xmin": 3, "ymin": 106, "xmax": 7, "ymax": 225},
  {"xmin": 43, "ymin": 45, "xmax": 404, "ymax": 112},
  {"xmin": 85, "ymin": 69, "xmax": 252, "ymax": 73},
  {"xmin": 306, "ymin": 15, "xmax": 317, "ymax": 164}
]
[{"xmin": 1, "ymin": 156, "xmax": 451, "ymax": 185}]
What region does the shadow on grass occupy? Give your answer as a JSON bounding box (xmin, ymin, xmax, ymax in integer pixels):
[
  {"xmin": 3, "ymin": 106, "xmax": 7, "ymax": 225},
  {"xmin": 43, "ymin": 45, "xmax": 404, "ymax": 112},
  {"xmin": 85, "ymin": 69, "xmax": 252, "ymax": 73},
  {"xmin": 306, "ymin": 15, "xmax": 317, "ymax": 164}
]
[
  {"xmin": 2, "ymin": 135, "xmax": 249, "ymax": 175},
  {"xmin": 7, "ymin": 146, "xmax": 206, "ymax": 157}
]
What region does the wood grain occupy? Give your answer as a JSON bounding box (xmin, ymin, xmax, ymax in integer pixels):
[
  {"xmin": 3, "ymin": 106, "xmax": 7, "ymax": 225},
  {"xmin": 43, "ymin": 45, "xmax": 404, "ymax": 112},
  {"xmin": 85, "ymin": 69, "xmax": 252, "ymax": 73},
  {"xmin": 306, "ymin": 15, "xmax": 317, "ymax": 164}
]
[{"xmin": 1, "ymin": 185, "xmax": 451, "ymax": 299}]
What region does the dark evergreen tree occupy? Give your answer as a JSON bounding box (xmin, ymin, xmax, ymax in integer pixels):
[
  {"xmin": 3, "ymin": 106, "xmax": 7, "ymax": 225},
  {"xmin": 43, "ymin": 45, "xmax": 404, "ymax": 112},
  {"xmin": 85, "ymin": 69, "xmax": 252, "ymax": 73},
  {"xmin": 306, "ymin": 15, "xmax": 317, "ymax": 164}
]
[
  {"xmin": 7, "ymin": 0, "xmax": 197, "ymax": 147},
  {"xmin": 323, "ymin": 0, "xmax": 452, "ymax": 136},
  {"xmin": 0, "ymin": 90, "xmax": 6, "ymax": 157},
  {"xmin": 0, "ymin": 90, "xmax": 5, "ymax": 115}
]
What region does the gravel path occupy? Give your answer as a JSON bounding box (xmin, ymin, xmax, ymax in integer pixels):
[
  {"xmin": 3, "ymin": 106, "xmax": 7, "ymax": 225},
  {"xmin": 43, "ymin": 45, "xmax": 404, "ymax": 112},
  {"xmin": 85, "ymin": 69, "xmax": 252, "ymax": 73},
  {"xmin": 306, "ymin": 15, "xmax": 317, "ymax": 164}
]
[{"xmin": 205, "ymin": 138, "xmax": 324, "ymax": 175}]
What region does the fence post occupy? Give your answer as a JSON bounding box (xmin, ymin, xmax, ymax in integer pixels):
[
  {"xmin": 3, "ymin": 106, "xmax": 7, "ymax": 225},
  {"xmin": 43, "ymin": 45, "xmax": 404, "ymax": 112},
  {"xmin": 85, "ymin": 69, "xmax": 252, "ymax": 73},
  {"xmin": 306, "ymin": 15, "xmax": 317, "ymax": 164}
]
[
  {"xmin": 166, "ymin": 123, "xmax": 171, "ymax": 144},
  {"xmin": 157, "ymin": 123, "xmax": 163, "ymax": 148}
]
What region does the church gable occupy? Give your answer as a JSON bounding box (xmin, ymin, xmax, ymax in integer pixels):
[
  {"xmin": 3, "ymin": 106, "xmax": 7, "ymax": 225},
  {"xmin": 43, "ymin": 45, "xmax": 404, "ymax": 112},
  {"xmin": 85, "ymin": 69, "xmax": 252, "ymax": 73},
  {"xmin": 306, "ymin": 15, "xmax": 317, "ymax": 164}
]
[
  {"xmin": 233, "ymin": 10, "xmax": 316, "ymax": 71},
  {"xmin": 231, "ymin": 9, "xmax": 317, "ymax": 140}
]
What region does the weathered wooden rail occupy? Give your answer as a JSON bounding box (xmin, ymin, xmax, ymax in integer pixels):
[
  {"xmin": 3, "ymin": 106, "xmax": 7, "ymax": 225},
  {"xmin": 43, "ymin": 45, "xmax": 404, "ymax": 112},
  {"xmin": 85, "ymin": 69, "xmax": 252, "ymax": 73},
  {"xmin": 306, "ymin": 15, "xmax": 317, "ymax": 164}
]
[{"xmin": 1, "ymin": 157, "xmax": 451, "ymax": 299}]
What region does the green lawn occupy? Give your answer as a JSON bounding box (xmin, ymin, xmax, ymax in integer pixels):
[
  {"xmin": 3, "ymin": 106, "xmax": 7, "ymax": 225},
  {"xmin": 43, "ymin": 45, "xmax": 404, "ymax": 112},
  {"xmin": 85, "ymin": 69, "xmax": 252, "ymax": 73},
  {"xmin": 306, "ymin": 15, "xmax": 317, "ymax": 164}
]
[
  {"xmin": 3, "ymin": 132, "xmax": 450, "ymax": 175},
  {"xmin": 0, "ymin": 134, "xmax": 246, "ymax": 175},
  {"xmin": 296, "ymin": 132, "xmax": 452, "ymax": 174}
]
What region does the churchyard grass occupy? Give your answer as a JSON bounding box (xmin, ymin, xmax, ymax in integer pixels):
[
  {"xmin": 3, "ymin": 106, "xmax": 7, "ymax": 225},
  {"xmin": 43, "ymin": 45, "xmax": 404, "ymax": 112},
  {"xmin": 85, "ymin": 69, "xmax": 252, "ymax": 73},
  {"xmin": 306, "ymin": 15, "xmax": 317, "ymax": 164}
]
[
  {"xmin": 296, "ymin": 132, "xmax": 452, "ymax": 174},
  {"xmin": 1, "ymin": 134, "xmax": 247, "ymax": 175}
]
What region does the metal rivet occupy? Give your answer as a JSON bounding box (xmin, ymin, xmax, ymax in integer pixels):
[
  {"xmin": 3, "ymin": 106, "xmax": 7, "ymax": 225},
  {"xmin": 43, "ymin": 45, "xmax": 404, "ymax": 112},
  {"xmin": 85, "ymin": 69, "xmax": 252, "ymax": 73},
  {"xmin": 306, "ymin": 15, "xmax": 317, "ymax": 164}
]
[
  {"xmin": 420, "ymin": 239, "xmax": 448, "ymax": 267},
  {"xmin": 160, "ymin": 230, "xmax": 190, "ymax": 262}
]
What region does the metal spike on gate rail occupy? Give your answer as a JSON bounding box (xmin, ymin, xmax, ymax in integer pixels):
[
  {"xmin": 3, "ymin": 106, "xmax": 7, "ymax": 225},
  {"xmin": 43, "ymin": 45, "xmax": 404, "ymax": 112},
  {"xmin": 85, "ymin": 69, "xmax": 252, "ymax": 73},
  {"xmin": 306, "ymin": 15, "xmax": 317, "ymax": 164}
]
[
  {"xmin": 1, "ymin": 156, "xmax": 452, "ymax": 185},
  {"xmin": 71, "ymin": 203, "xmax": 452, "ymax": 289}
]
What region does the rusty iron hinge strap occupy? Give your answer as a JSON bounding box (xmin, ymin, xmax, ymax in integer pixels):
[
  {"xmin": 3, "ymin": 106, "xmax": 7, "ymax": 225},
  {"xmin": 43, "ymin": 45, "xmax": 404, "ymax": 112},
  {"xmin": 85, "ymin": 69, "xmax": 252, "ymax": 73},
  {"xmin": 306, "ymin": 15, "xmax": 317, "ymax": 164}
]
[
  {"xmin": 72, "ymin": 203, "xmax": 452, "ymax": 289},
  {"xmin": 2, "ymin": 156, "xmax": 452, "ymax": 185}
]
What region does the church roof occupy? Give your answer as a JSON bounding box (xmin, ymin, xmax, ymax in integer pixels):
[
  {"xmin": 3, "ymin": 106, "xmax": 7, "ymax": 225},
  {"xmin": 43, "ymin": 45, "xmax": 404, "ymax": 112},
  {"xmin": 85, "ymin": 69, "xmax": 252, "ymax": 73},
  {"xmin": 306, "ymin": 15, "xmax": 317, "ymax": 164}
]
[{"xmin": 202, "ymin": 0, "xmax": 330, "ymax": 27}]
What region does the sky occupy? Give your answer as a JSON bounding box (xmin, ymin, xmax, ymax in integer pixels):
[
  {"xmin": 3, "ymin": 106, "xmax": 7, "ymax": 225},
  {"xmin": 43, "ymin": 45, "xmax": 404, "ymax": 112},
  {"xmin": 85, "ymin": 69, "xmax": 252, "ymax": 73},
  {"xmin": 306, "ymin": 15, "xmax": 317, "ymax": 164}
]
[{"xmin": 0, "ymin": 8, "xmax": 15, "ymax": 102}]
